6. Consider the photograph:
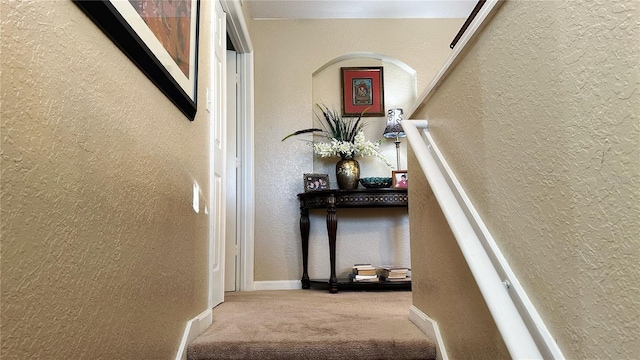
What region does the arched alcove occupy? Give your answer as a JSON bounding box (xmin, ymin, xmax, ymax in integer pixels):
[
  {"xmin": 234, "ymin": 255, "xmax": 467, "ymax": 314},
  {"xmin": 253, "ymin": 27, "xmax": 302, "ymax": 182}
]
[
  {"xmin": 306, "ymin": 53, "xmax": 415, "ymax": 279},
  {"xmin": 312, "ymin": 53, "xmax": 418, "ymax": 183}
]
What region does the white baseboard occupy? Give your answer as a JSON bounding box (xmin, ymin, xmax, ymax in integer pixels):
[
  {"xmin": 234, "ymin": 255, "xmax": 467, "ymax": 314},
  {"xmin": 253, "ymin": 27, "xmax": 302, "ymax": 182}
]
[
  {"xmin": 409, "ymin": 305, "xmax": 448, "ymax": 360},
  {"xmin": 252, "ymin": 280, "xmax": 302, "ymax": 291},
  {"xmin": 175, "ymin": 308, "xmax": 213, "ymax": 360}
]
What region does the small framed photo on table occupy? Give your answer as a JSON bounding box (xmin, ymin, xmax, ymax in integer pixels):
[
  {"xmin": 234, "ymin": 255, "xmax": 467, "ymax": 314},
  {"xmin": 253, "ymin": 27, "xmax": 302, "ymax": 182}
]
[
  {"xmin": 304, "ymin": 174, "xmax": 330, "ymax": 192},
  {"xmin": 392, "ymin": 171, "xmax": 408, "ymax": 188}
]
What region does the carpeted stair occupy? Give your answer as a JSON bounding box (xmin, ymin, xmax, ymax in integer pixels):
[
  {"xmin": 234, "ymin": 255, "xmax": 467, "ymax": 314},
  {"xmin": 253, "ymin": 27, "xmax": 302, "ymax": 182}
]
[{"xmin": 187, "ymin": 290, "xmax": 436, "ymax": 360}]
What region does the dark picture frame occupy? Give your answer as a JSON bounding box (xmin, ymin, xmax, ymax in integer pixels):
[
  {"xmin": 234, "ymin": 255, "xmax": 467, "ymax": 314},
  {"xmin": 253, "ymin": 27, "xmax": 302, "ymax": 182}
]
[
  {"xmin": 304, "ymin": 173, "xmax": 330, "ymax": 192},
  {"xmin": 74, "ymin": 0, "xmax": 200, "ymax": 120},
  {"xmin": 341, "ymin": 67, "xmax": 384, "ymax": 117},
  {"xmin": 392, "ymin": 170, "xmax": 408, "ymax": 188}
]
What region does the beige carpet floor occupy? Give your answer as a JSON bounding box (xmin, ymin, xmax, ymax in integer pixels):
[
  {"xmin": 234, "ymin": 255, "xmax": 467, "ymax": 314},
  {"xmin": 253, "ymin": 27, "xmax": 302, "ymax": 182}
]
[{"xmin": 187, "ymin": 290, "xmax": 436, "ymax": 360}]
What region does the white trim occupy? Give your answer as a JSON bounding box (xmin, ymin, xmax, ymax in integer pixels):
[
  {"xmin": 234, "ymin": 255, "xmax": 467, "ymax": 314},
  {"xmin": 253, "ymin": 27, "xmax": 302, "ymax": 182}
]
[
  {"xmin": 221, "ymin": 0, "xmax": 253, "ymax": 53},
  {"xmin": 312, "ymin": 52, "xmax": 417, "ymax": 105},
  {"xmin": 409, "ymin": 306, "xmax": 448, "ymax": 360},
  {"xmin": 237, "ymin": 53, "xmax": 255, "ymax": 291},
  {"xmin": 402, "ymin": 120, "xmax": 563, "ymax": 359},
  {"xmin": 220, "ymin": 0, "xmax": 255, "ymax": 292},
  {"xmin": 406, "ymin": 0, "xmax": 504, "ymax": 119},
  {"xmin": 175, "ymin": 308, "xmax": 213, "ymax": 360},
  {"xmin": 253, "ymin": 280, "xmax": 303, "ymax": 291},
  {"xmin": 312, "ymin": 52, "xmax": 416, "ymax": 77}
]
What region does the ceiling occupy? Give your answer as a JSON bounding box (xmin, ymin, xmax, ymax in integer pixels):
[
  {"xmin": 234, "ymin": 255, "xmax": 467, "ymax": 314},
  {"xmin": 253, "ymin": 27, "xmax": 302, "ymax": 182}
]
[{"xmin": 242, "ymin": 0, "xmax": 478, "ymax": 20}]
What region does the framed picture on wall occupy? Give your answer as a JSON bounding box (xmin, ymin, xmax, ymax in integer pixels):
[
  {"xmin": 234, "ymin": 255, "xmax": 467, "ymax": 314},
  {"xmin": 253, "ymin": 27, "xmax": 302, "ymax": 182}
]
[
  {"xmin": 304, "ymin": 174, "xmax": 330, "ymax": 192},
  {"xmin": 392, "ymin": 170, "xmax": 408, "ymax": 188},
  {"xmin": 73, "ymin": 0, "xmax": 200, "ymax": 120},
  {"xmin": 341, "ymin": 67, "xmax": 384, "ymax": 117}
]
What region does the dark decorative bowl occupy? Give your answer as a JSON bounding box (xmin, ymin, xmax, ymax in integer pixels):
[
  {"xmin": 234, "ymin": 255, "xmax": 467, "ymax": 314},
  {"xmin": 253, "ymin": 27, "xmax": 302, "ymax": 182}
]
[{"xmin": 359, "ymin": 177, "xmax": 392, "ymax": 189}]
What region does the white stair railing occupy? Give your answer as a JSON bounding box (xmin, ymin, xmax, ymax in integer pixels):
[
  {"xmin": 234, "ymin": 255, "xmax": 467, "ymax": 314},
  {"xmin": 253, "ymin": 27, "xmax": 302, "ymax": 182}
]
[{"xmin": 403, "ymin": 120, "xmax": 564, "ymax": 360}]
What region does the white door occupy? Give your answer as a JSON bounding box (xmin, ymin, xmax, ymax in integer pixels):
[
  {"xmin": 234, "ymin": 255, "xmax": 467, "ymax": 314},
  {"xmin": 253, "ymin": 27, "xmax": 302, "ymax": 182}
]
[
  {"xmin": 209, "ymin": 0, "xmax": 227, "ymax": 308},
  {"xmin": 224, "ymin": 50, "xmax": 238, "ymax": 292}
]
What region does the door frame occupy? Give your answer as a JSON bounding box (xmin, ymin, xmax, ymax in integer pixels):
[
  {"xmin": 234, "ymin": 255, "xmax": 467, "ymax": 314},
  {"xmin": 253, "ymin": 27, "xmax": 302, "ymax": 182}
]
[{"xmin": 219, "ymin": 0, "xmax": 254, "ymax": 292}]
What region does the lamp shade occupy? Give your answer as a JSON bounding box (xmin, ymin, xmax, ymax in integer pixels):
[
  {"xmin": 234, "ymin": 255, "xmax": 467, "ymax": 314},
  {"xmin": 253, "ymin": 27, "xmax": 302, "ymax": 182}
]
[{"xmin": 383, "ymin": 107, "xmax": 406, "ymax": 139}]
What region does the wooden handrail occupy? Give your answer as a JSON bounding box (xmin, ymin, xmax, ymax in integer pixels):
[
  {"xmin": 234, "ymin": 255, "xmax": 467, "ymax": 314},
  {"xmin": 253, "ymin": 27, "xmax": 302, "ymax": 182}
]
[{"xmin": 450, "ymin": 0, "xmax": 487, "ymax": 49}]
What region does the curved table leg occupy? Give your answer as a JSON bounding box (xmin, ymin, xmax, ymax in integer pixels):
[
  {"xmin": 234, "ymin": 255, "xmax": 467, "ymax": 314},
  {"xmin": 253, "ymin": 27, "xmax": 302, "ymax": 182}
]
[
  {"xmin": 300, "ymin": 207, "xmax": 310, "ymax": 289},
  {"xmin": 326, "ymin": 196, "xmax": 338, "ymax": 293}
]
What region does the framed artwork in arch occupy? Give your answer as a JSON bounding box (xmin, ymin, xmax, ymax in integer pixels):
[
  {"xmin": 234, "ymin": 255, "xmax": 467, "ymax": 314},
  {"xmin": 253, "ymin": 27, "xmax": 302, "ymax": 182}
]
[
  {"xmin": 74, "ymin": 0, "xmax": 200, "ymax": 120},
  {"xmin": 341, "ymin": 67, "xmax": 385, "ymax": 117}
]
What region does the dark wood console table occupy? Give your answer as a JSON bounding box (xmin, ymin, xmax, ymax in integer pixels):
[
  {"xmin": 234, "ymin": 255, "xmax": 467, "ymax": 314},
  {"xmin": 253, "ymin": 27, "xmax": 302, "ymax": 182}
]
[{"xmin": 297, "ymin": 189, "xmax": 409, "ymax": 293}]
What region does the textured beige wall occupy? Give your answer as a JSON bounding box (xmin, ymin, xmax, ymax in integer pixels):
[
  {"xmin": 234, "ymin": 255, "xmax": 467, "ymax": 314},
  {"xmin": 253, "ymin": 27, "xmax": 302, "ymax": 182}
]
[
  {"xmin": 1, "ymin": 1, "xmax": 211, "ymax": 359},
  {"xmin": 412, "ymin": 0, "xmax": 639, "ymax": 358},
  {"xmin": 250, "ymin": 18, "xmax": 464, "ymax": 281},
  {"xmin": 408, "ymin": 148, "xmax": 510, "ymax": 359}
]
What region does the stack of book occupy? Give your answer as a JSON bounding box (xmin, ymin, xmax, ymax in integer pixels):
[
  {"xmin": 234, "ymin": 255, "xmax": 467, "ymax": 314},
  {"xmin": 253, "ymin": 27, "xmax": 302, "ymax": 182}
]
[
  {"xmin": 349, "ymin": 264, "xmax": 380, "ymax": 282},
  {"xmin": 377, "ymin": 265, "xmax": 411, "ymax": 282}
]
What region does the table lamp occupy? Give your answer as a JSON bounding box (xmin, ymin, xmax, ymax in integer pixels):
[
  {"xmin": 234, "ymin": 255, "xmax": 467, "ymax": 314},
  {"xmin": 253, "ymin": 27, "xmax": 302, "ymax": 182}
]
[{"xmin": 382, "ymin": 107, "xmax": 406, "ymax": 169}]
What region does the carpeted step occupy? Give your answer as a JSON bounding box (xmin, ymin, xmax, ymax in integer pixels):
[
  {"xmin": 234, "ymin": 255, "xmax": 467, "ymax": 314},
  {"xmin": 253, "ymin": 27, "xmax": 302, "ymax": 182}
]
[{"xmin": 187, "ymin": 290, "xmax": 436, "ymax": 360}]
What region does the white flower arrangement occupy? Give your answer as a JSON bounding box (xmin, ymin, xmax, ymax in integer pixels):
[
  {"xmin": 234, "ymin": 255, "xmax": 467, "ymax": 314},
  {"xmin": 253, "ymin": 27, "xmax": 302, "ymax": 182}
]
[
  {"xmin": 282, "ymin": 104, "xmax": 391, "ymax": 167},
  {"xmin": 312, "ymin": 131, "xmax": 391, "ymax": 166}
]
